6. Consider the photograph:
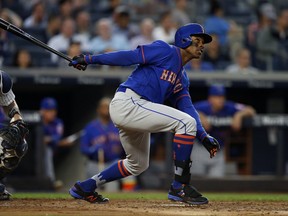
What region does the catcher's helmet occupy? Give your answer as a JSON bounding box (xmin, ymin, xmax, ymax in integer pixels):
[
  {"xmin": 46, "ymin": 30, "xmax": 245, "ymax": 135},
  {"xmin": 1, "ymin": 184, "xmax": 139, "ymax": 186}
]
[{"xmin": 174, "ymin": 23, "xmax": 212, "ymax": 48}]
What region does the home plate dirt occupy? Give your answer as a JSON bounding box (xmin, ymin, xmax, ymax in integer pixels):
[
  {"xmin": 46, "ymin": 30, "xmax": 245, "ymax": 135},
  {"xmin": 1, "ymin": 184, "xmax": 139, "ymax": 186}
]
[{"xmin": 0, "ymin": 199, "xmax": 288, "ymax": 216}]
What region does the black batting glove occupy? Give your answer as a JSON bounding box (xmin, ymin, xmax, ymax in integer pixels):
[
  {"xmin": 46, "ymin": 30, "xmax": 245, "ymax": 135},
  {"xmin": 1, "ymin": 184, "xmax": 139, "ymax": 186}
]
[
  {"xmin": 69, "ymin": 54, "xmax": 88, "ymax": 71},
  {"xmin": 201, "ymin": 135, "xmax": 220, "ymax": 158}
]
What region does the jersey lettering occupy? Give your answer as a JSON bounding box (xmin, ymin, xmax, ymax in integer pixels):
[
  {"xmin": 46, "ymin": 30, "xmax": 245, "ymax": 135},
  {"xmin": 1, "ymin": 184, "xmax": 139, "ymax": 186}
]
[
  {"xmin": 160, "ymin": 69, "xmax": 177, "ymax": 85},
  {"xmin": 173, "ymin": 79, "xmax": 183, "ymax": 93},
  {"xmin": 160, "ymin": 70, "xmax": 169, "ymax": 80}
]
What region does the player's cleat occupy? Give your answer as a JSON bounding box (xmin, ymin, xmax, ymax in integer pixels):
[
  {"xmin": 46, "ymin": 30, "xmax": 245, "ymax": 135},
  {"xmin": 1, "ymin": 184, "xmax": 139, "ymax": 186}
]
[
  {"xmin": 69, "ymin": 181, "xmax": 109, "ymax": 204},
  {"xmin": 168, "ymin": 185, "xmax": 208, "ymax": 205},
  {"xmin": 0, "ymin": 183, "xmax": 11, "ymax": 201}
]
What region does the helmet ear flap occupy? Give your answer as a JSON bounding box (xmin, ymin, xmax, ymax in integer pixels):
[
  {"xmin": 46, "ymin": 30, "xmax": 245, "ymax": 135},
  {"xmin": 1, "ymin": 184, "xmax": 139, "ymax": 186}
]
[{"xmin": 181, "ymin": 36, "xmax": 192, "ymax": 48}]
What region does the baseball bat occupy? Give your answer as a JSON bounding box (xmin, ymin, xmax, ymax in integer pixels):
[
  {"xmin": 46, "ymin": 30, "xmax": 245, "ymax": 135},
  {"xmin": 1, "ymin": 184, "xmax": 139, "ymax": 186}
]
[
  {"xmin": 0, "ymin": 18, "xmax": 86, "ymax": 70},
  {"xmin": 58, "ymin": 130, "xmax": 84, "ymax": 147}
]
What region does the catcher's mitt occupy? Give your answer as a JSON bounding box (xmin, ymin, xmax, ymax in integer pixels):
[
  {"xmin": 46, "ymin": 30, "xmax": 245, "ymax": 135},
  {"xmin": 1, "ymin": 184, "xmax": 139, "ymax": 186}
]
[{"xmin": 0, "ymin": 120, "xmax": 29, "ymax": 178}]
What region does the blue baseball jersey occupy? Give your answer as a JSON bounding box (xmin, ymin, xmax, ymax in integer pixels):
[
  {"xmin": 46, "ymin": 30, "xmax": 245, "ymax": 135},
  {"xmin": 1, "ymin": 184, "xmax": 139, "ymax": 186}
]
[
  {"xmin": 43, "ymin": 118, "xmax": 64, "ymax": 148},
  {"xmin": 80, "ymin": 119, "xmax": 123, "ymax": 162},
  {"xmin": 194, "ymin": 100, "xmax": 246, "ymax": 145},
  {"xmin": 89, "ymin": 40, "xmax": 207, "ymax": 140}
]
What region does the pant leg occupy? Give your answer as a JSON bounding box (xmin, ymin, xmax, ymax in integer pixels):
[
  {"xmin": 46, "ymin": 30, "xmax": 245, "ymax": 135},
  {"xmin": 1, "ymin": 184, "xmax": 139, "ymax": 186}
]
[
  {"xmin": 110, "ymin": 89, "xmax": 197, "ymax": 177},
  {"xmin": 191, "ymin": 142, "xmax": 225, "ymax": 178},
  {"xmin": 86, "ymin": 160, "xmax": 120, "ymax": 191},
  {"xmin": 207, "ymin": 150, "xmax": 225, "ymax": 178},
  {"xmin": 44, "ymin": 146, "xmax": 55, "ymax": 182},
  {"xmin": 191, "ymin": 142, "xmax": 209, "ymax": 177},
  {"xmin": 119, "ymin": 129, "xmax": 150, "ymax": 176},
  {"xmin": 110, "ymin": 89, "xmax": 197, "ymax": 135}
]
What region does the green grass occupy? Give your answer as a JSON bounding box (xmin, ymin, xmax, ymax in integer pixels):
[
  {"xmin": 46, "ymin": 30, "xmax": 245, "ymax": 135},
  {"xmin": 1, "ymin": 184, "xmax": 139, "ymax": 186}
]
[{"xmin": 12, "ymin": 192, "xmax": 288, "ymax": 202}]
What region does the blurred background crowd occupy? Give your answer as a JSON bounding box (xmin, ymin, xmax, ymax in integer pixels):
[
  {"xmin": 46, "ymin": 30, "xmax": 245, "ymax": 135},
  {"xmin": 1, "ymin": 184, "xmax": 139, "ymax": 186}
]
[{"xmin": 1, "ymin": 0, "xmax": 288, "ymax": 72}]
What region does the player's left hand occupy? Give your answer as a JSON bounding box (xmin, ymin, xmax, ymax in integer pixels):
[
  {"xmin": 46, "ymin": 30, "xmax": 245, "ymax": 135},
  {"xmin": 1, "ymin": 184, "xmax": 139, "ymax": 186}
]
[
  {"xmin": 201, "ymin": 135, "xmax": 220, "ymax": 158},
  {"xmin": 69, "ymin": 54, "xmax": 88, "ymax": 71}
]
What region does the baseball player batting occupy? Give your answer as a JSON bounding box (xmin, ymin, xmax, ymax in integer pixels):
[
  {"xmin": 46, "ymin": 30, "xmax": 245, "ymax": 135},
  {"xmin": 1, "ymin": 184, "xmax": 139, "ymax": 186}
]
[{"xmin": 68, "ymin": 23, "xmax": 220, "ymax": 205}]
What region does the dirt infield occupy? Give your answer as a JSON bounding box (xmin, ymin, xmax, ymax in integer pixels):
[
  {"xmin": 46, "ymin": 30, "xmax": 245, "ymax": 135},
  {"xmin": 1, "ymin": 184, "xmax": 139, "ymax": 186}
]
[{"xmin": 0, "ymin": 198, "xmax": 288, "ymax": 216}]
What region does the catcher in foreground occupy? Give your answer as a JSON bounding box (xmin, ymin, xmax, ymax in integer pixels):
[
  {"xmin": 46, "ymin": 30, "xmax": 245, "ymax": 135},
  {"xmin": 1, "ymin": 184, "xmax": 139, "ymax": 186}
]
[{"xmin": 0, "ymin": 70, "xmax": 29, "ymax": 200}]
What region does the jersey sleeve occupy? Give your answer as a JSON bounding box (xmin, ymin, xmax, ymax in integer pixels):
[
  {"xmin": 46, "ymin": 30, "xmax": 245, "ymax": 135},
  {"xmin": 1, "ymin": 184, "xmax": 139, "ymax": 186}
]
[
  {"xmin": 48, "ymin": 119, "xmax": 64, "ymax": 148},
  {"xmin": 80, "ymin": 123, "xmax": 106, "ymax": 160},
  {"xmin": 222, "ymin": 101, "xmax": 247, "ymax": 116},
  {"xmin": 90, "ymin": 49, "xmax": 144, "ymax": 66},
  {"xmin": 169, "ymin": 88, "xmax": 208, "ymax": 141},
  {"xmin": 80, "ymin": 125, "xmax": 93, "ymax": 157},
  {"xmin": 89, "ymin": 40, "xmax": 171, "ymax": 66}
]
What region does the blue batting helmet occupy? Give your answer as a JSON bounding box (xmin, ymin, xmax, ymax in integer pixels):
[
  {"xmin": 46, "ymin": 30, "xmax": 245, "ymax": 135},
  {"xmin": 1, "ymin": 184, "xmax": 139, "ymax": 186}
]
[
  {"xmin": 40, "ymin": 97, "xmax": 58, "ymax": 110},
  {"xmin": 174, "ymin": 23, "xmax": 212, "ymax": 48}
]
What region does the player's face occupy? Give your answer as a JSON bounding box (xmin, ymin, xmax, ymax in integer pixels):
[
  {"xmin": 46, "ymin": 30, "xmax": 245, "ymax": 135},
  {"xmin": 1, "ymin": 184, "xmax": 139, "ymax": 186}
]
[
  {"xmin": 40, "ymin": 109, "xmax": 57, "ymax": 123},
  {"xmin": 209, "ymin": 95, "xmax": 226, "ymax": 111},
  {"xmin": 186, "ymin": 36, "xmax": 205, "ymax": 59},
  {"xmin": 97, "ymin": 101, "xmax": 110, "ymax": 120}
]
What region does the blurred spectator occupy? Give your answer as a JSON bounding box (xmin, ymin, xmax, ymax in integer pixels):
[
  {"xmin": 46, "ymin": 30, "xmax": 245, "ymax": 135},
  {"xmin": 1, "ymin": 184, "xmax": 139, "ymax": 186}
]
[
  {"xmin": 130, "ymin": 18, "xmax": 155, "ymax": 49},
  {"xmin": 111, "ymin": 5, "xmax": 140, "ymax": 40},
  {"xmin": 2, "ymin": 0, "xmax": 27, "ymax": 19},
  {"xmin": 40, "ymin": 97, "xmax": 64, "ymax": 189},
  {"xmin": 45, "ymin": 13, "xmax": 62, "ymax": 42},
  {"xmin": 0, "ymin": 8, "xmax": 23, "ymax": 67},
  {"xmin": 47, "ymin": 18, "xmax": 76, "ymax": 64},
  {"xmin": 0, "ymin": 8, "xmax": 22, "ymax": 27},
  {"xmin": 246, "ymin": 3, "xmax": 276, "ymax": 66},
  {"xmin": 185, "ymin": 58, "xmax": 214, "ymax": 72},
  {"xmin": 192, "ymin": 85, "xmax": 256, "ymax": 177},
  {"xmin": 12, "ymin": 49, "xmax": 33, "ymax": 69},
  {"xmin": 58, "ymin": 0, "xmax": 73, "ymax": 19},
  {"xmin": 80, "ymin": 97, "xmax": 137, "ymax": 191},
  {"xmin": 226, "ymin": 47, "xmax": 258, "ymax": 74},
  {"xmin": 256, "ymin": 8, "xmax": 288, "ymax": 71},
  {"xmin": 73, "ymin": 10, "xmax": 91, "ymax": 52},
  {"xmin": 23, "ymin": 1, "xmax": 47, "ymax": 28},
  {"xmin": 204, "ymin": 0, "xmax": 230, "ymax": 48},
  {"xmin": 59, "ymin": 41, "xmax": 81, "ymax": 67},
  {"xmin": 89, "ymin": 18, "xmax": 130, "ymax": 54},
  {"xmin": 152, "ymin": 10, "xmax": 176, "ymax": 44},
  {"xmin": 100, "ymin": 0, "xmax": 122, "ymax": 16},
  {"xmin": 171, "ymin": 0, "xmax": 191, "ymax": 28},
  {"xmin": 72, "ymin": 0, "xmax": 90, "ymax": 11},
  {"xmin": 227, "ymin": 20, "xmax": 245, "ymax": 63},
  {"xmin": 202, "ymin": 34, "xmax": 230, "ymax": 70}
]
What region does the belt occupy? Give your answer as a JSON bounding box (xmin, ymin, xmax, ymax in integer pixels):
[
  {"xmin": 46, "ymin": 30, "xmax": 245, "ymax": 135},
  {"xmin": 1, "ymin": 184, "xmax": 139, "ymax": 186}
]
[{"xmin": 116, "ymin": 86, "xmax": 148, "ymax": 100}]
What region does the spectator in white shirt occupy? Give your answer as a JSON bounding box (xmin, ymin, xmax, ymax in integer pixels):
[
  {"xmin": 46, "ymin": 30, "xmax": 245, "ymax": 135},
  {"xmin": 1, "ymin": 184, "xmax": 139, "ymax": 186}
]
[
  {"xmin": 47, "ymin": 18, "xmax": 76, "ymax": 64},
  {"xmin": 23, "ymin": 1, "xmax": 47, "ymax": 28},
  {"xmin": 226, "ymin": 47, "xmax": 258, "ymax": 74},
  {"xmin": 152, "ymin": 10, "xmax": 176, "ymax": 44},
  {"xmin": 89, "ymin": 18, "xmax": 130, "ymax": 54},
  {"xmin": 130, "ymin": 18, "xmax": 155, "ymax": 49}
]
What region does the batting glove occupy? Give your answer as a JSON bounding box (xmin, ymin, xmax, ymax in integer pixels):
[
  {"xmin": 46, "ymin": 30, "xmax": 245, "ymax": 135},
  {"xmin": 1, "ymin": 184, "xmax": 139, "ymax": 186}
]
[
  {"xmin": 69, "ymin": 54, "xmax": 89, "ymax": 71},
  {"xmin": 201, "ymin": 135, "xmax": 220, "ymax": 158}
]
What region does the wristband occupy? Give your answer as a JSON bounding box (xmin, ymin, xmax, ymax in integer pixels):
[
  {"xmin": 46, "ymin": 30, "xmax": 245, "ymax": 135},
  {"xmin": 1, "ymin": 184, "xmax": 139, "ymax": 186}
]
[{"xmin": 8, "ymin": 106, "xmax": 21, "ymax": 119}]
